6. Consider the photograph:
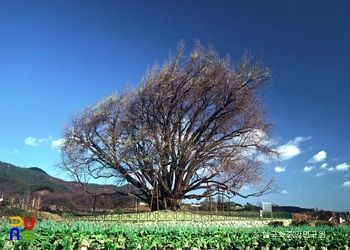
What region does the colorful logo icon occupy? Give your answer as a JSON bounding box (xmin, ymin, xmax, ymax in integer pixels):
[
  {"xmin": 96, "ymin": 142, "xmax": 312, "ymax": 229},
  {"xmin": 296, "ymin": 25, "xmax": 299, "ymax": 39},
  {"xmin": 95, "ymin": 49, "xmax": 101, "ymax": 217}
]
[{"xmin": 9, "ymin": 216, "xmax": 35, "ymax": 240}]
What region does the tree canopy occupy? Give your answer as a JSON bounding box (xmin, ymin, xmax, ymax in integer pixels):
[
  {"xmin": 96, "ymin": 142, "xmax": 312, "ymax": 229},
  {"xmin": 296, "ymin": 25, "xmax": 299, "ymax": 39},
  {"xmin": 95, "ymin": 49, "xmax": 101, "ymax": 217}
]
[{"xmin": 58, "ymin": 41, "xmax": 279, "ymax": 211}]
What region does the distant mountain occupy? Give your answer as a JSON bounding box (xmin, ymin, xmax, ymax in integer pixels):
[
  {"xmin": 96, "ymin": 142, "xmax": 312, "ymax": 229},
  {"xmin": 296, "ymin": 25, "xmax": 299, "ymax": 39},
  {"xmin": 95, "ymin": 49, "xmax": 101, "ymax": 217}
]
[
  {"xmin": 0, "ymin": 161, "xmax": 75, "ymax": 195},
  {"xmin": 28, "ymin": 167, "xmax": 48, "ymax": 174},
  {"xmin": 0, "ymin": 161, "xmax": 134, "ymax": 212}
]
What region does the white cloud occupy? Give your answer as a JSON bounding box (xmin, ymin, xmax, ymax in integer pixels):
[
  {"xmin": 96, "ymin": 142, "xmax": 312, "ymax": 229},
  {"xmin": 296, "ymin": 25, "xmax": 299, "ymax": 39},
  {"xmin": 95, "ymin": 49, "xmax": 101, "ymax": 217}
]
[
  {"xmin": 316, "ymin": 172, "xmax": 325, "ymax": 177},
  {"xmin": 24, "ymin": 136, "xmax": 52, "ymax": 146},
  {"xmin": 328, "ymin": 163, "xmax": 349, "ymax": 172},
  {"xmin": 24, "ymin": 137, "xmax": 39, "ymax": 146},
  {"xmin": 244, "ymin": 129, "xmax": 268, "ymax": 145},
  {"xmin": 292, "ymin": 136, "xmax": 311, "ymax": 145},
  {"xmin": 51, "ymin": 138, "xmax": 65, "ymax": 150},
  {"xmin": 278, "ymin": 136, "xmax": 311, "ymax": 161},
  {"xmin": 38, "ymin": 138, "xmax": 48, "ymax": 143},
  {"xmin": 303, "ymin": 166, "xmax": 314, "ymax": 172},
  {"xmin": 281, "ymin": 190, "xmax": 287, "ymax": 194},
  {"xmin": 335, "ymin": 163, "xmax": 349, "ymax": 171},
  {"xmin": 307, "ymin": 150, "xmax": 326, "ymax": 163},
  {"xmin": 278, "ymin": 145, "xmax": 300, "ymax": 160},
  {"xmin": 25, "ymin": 135, "xmax": 64, "ymax": 150},
  {"xmin": 236, "ymin": 129, "xmax": 274, "ymax": 162},
  {"xmin": 275, "ymin": 166, "xmax": 287, "ymax": 173},
  {"xmin": 342, "ymin": 181, "xmax": 350, "ymax": 188},
  {"xmin": 0, "ymin": 148, "xmax": 19, "ymax": 154},
  {"xmin": 320, "ymin": 163, "xmax": 328, "ymax": 169}
]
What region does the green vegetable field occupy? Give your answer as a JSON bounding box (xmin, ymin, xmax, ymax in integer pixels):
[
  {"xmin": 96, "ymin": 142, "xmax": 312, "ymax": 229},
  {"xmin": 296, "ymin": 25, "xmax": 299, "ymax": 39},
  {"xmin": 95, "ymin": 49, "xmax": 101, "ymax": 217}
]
[{"xmin": 1, "ymin": 219, "xmax": 350, "ymax": 249}]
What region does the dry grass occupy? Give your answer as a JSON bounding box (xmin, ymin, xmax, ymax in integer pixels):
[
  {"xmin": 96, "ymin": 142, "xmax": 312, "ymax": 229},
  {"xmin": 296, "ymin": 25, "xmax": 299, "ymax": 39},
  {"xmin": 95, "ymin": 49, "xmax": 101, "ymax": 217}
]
[{"xmin": 33, "ymin": 211, "xmax": 63, "ymax": 221}]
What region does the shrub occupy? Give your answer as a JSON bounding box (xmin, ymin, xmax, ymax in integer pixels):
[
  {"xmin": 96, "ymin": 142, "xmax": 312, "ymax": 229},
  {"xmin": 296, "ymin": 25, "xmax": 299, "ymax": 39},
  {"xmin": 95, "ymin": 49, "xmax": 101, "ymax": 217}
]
[
  {"xmin": 0, "ymin": 206, "xmax": 33, "ymax": 218},
  {"xmin": 268, "ymin": 221, "xmax": 284, "ymax": 227}
]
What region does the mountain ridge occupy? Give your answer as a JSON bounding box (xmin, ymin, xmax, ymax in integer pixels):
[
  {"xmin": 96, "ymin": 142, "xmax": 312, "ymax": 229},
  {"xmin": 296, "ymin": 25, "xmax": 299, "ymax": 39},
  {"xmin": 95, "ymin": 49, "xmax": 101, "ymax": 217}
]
[{"xmin": 0, "ymin": 160, "xmax": 133, "ymax": 212}]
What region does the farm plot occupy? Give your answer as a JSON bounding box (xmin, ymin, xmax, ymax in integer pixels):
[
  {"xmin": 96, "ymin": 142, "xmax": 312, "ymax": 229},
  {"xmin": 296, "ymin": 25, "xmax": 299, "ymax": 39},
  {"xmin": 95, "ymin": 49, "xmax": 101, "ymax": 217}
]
[{"xmin": 1, "ymin": 219, "xmax": 350, "ymax": 249}]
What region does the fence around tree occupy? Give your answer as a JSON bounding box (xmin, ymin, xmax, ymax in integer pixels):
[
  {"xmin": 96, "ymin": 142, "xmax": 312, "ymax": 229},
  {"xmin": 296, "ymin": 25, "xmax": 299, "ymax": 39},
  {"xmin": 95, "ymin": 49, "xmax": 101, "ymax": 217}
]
[{"xmin": 70, "ymin": 210, "xmax": 292, "ymax": 222}]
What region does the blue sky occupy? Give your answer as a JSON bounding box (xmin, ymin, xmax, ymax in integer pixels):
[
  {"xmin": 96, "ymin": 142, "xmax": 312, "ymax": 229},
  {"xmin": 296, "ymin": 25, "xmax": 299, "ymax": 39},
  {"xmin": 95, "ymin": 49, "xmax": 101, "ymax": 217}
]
[{"xmin": 0, "ymin": 1, "xmax": 349, "ymax": 212}]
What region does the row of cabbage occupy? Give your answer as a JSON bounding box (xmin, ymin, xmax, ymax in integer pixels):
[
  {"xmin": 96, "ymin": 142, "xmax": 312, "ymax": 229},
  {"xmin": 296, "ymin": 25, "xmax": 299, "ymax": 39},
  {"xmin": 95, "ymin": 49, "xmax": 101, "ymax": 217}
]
[{"xmin": 1, "ymin": 220, "xmax": 349, "ymax": 249}]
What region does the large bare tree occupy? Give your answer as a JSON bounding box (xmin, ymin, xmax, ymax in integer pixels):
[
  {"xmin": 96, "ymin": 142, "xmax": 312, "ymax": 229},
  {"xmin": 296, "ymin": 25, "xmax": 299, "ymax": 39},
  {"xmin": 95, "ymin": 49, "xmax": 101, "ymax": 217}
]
[{"xmin": 58, "ymin": 41, "xmax": 280, "ymax": 211}]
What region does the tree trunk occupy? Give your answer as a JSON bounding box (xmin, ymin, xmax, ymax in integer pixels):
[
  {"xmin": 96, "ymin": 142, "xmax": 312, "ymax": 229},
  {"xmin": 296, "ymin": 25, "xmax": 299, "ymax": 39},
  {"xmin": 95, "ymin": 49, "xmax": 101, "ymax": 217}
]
[
  {"xmin": 170, "ymin": 198, "xmax": 181, "ymax": 211},
  {"xmin": 150, "ymin": 200, "xmax": 164, "ymax": 211},
  {"xmin": 92, "ymin": 196, "xmax": 97, "ymax": 215},
  {"xmin": 149, "ymin": 198, "xmax": 182, "ymax": 212}
]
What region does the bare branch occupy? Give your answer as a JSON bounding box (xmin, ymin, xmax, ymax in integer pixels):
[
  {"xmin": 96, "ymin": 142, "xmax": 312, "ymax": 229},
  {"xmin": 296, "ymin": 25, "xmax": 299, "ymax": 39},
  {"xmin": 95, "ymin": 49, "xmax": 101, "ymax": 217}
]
[{"xmin": 57, "ymin": 40, "xmax": 279, "ymax": 211}]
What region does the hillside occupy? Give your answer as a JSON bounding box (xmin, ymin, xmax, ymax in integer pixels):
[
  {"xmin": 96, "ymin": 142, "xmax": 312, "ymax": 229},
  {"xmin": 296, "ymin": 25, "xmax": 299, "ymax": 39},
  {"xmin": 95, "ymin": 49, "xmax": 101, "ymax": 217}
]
[
  {"xmin": 0, "ymin": 161, "xmax": 73, "ymax": 195},
  {"xmin": 0, "ymin": 161, "xmax": 134, "ymax": 212}
]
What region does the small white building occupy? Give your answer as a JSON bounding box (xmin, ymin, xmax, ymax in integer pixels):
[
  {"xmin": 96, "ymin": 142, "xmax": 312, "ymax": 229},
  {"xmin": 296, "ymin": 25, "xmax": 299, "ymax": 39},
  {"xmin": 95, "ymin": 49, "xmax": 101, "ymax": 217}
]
[
  {"xmin": 260, "ymin": 201, "xmax": 272, "ymax": 218},
  {"xmin": 191, "ymin": 204, "xmax": 202, "ymax": 207}
]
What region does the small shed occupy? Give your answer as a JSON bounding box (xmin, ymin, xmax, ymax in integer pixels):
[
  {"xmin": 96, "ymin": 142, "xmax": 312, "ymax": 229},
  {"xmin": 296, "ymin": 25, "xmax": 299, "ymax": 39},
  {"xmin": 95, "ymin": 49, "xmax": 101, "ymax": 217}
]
[{"xmin": 260, "ymin": 201, "xmax": 272, "ymax": 218}]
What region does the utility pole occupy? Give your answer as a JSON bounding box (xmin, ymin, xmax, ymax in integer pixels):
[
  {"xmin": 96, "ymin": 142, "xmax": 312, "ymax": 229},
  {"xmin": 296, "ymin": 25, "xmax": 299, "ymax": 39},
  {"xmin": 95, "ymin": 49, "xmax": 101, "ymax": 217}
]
[
  {"xmin": 156, "ymin": 179, "xmax": 159, "ymax": 211},
  {"xmin": 222, "ymin": 190, "xmax": 224, "ymax": 213}
]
